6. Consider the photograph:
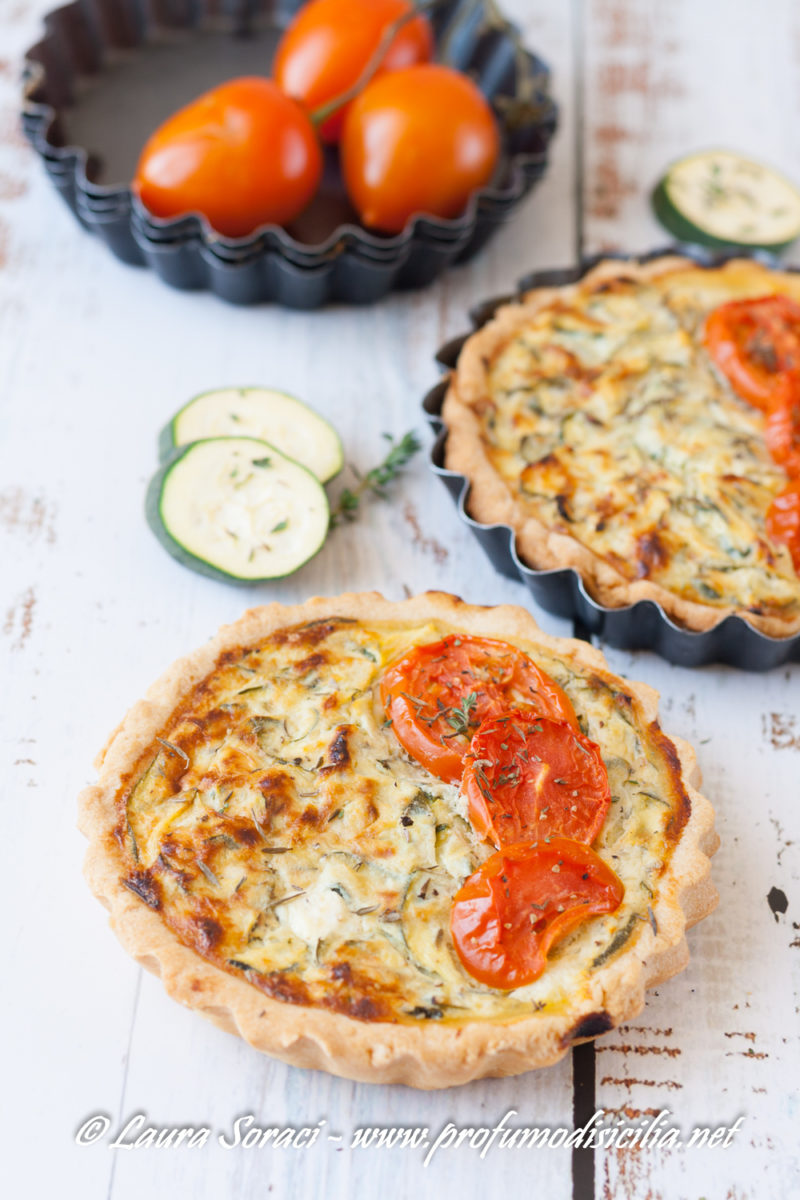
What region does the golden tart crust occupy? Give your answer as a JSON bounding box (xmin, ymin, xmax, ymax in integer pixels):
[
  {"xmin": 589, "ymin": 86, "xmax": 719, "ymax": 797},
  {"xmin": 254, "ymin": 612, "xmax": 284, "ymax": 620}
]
[
  {"xmin": 79, "ymin": 592, "xmax": 718, "ymax": 1088},
  {"xmin": 443, "ymin": 256, "xmax": 800, "ymax": 636}
]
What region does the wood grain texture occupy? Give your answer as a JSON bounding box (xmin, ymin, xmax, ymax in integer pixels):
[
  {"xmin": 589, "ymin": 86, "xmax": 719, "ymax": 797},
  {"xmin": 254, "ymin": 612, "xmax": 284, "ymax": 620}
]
[
  {"xmin": 1, "ymin": 1, "xmax": 797, "ymax": 1198},
  {"xmin": 581, "ymin": 2, "xmax": 800, "ymax": 1195}
]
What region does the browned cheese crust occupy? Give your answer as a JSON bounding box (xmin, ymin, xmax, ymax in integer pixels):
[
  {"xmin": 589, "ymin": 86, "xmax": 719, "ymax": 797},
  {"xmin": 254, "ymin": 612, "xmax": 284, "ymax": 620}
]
[
  {"xmin": 443, "ymin": 257, "xmax": 800, "ymax": 636},
  {"xmin": 79, "ymin": 592, "xmax": 718, "ymax": 1088}
]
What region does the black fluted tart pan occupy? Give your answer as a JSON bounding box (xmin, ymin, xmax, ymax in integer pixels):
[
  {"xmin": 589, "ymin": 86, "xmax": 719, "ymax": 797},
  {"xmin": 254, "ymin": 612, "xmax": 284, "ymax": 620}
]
[
  {"xmin": 21, "ymin": 0, "xmax": 557, "ymax": 308},
  {"xmin": 423, "ymin": 245, "xmax": 800, "ymax": 670}
]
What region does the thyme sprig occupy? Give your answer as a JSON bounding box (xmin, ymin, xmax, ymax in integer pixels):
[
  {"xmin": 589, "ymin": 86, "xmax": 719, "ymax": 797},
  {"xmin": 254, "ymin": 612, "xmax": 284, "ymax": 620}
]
[
  {"xmin": 443, "ymin": 692, "xmax": 478, "ymax": 736},
  {"xmin": 400, "ymin": 688, "xmax": 482, "ymax": 741},
  {"xmin": 330, "ymin": 431, "xmax": 421, "ymax": 527}
]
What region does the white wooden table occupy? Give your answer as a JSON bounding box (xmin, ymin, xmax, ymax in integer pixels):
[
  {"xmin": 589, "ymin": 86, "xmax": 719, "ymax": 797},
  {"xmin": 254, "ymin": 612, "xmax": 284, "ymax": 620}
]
[{"xmin": 2, "ymin": 2, "xmax": 798, "ymax": 1197}]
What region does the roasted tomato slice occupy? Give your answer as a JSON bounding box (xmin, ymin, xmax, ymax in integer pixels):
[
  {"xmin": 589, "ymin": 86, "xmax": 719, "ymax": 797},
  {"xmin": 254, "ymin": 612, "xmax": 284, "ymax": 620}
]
[
  {"xmin": 764, "ymin": 373, "xmax": 800, "ymax": 477},
  {"xmin": 463, "ymin": 712, "xmax": 612, "ymax": 848},
  {"xmin": 767, "ymin": 479, "xmax": 800, "ymax": 572},
  {"xmin": 704, "ymin": 295, "xmax": 800, "ymax": 411},
  {"xmin": 381, "ymin": 636, "xmax": 578, "ymax": 784},
  {"xmin": 450, "ymin": 838, "xmax": 624, "ymax": 989}
]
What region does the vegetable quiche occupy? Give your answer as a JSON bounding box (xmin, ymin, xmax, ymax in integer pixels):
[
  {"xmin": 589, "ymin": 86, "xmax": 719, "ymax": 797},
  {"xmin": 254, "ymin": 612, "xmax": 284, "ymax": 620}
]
[
  {"xmin": 443, "ymin": 256, "xmax": 800, "ymax": 636},
  {"xmin": 79, "ymin": 593, "xmax": 717, "ymax": 1088}
]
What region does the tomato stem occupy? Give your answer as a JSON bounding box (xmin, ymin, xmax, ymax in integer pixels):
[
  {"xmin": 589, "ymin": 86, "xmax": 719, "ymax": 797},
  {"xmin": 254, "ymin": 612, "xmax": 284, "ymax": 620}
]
[{"xmin": 309, "ymin": 0, "xmax": 440, "ymax": 129}]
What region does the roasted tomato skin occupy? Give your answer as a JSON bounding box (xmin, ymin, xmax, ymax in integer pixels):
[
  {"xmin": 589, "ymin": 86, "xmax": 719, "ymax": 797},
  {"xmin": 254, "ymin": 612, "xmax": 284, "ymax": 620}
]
[
  {"xmin": 450, "ymin": 838, "xmax": 624, "ymax": 990},
  {"xmin": 133, "ymin": 78, "xmax": 323, "ymax": 238},
  {"xmin": 767, "ymin": 479, "xmax": 800, "ymax": 572},
  {"xmin": 463, "ymin": 712, "xmax": 612, "ymax": 848},
  {"xmin": 273, "ymin": 0, "xmax": 433, "ymax": 143},
  {"xmin": 764, "ymin": 373, "xmax": 800, "ymax": 478},
  {"xmin": 380, "ymin": 636, "xmax": 579, "ymax": 784},
  {"xmin": 703, "ymin": 294, "xmax": 800, "ymax": 411},
  {"xmin": 340, "ymin": 64, "xmax": 500, "ymax": 234}
]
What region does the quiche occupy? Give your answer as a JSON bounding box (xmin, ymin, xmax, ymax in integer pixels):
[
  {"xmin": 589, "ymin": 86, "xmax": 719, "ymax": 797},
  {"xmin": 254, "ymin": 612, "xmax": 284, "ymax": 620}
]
[
  {"xmin": 79, "ymin": 592, "xmax": 717, "ymax": 1088},
  {"xmin": 443, "ymin": 256, "xmax": 800, "ymax": 636}
]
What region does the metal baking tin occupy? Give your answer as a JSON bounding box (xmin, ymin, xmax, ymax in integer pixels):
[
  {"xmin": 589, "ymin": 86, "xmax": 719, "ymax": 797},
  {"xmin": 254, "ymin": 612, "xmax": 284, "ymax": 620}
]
[
  {"xmin": 21, "ymin": 0, "xmax": 557, "ymax": 308},
  {"xmin": 423, "ymin": 246, "xmax": 800, "ymax": 669}
]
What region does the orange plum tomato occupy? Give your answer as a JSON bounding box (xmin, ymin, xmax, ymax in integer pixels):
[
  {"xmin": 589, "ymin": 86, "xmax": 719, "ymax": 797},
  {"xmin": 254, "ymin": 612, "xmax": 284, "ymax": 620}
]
[
  {"xmin": 133, "ymin": 77, "xmax": 323, "ymax": 238},
  {"xmin": 340, "ymin": 64, "xmax": 500, "ymax": 234},
  {"xmin": 273, "ymin": 0, "xmax": 433, "ymax": 143}
]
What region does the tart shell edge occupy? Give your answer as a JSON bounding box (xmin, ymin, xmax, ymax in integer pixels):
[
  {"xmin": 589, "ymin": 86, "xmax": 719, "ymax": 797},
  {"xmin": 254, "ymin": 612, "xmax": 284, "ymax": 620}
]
[
  {"xmin": 442, "ymin": 255, "xmax": 800, "ymax": 639},
  {"xmin": 78, "ymin": 591, "xmax": 719, "ymax": 1089}
]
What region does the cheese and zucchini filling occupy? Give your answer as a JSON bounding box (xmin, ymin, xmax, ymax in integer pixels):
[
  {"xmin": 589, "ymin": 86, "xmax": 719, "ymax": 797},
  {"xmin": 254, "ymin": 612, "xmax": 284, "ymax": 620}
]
[
  {"xmin": 119, "ymin": 616, "xmax": 688, "ymax": 1024},
  {"xmin": 477, "ymin": 261, "xmax": 800, "ymax": 623}
]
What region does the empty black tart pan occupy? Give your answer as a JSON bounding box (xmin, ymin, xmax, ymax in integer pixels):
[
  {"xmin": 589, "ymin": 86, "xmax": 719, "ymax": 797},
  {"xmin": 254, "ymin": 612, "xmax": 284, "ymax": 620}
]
[
  {"xmin": 423, "ymin": 245, "xmax": 800, "ymax": 670},
  {"xmin": 22, "ymin": 0, "xmax": 557, "ymax": 308}
]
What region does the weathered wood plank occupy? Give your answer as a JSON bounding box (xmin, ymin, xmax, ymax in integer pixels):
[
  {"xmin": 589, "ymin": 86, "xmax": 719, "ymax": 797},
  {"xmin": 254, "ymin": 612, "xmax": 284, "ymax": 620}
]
[
  {"xmin": 582, "ymin": 0, "xmax": 800, "ymax": 261},
  {"xmin": 581, "ymin": 1, "xmax": 800, "ymax": 1195},
  {"xmin": 586, "ymin": 654, "xmax": 799, "ymax": 1199}
]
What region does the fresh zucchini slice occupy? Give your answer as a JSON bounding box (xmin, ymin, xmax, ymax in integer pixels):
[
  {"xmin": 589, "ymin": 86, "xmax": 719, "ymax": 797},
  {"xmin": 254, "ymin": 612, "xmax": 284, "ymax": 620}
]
[
  {"xmin": 146, "ymin": 437, "xmax": 329, "ymax": 583},
  {"xmin": 652, "ymin": 150, "xmax": 800, "ymax": 253},
  {"xmin": 159, "ymin": 387, "xmax": 343, "ymax": 483}
]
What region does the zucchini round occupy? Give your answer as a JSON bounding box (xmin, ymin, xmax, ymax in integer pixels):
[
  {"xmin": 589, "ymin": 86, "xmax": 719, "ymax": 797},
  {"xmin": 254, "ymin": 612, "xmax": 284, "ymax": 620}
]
[
  {"xmin": 159, "ymin": 387, "xmax": 344, "ymax": 483},
  {"xmin": 652, "ymin": 150, "xmax": 800, "ymax": 253},
  {"xmin": 146, "ymin": 437, "xmax": 330, "ymax": 583}
]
